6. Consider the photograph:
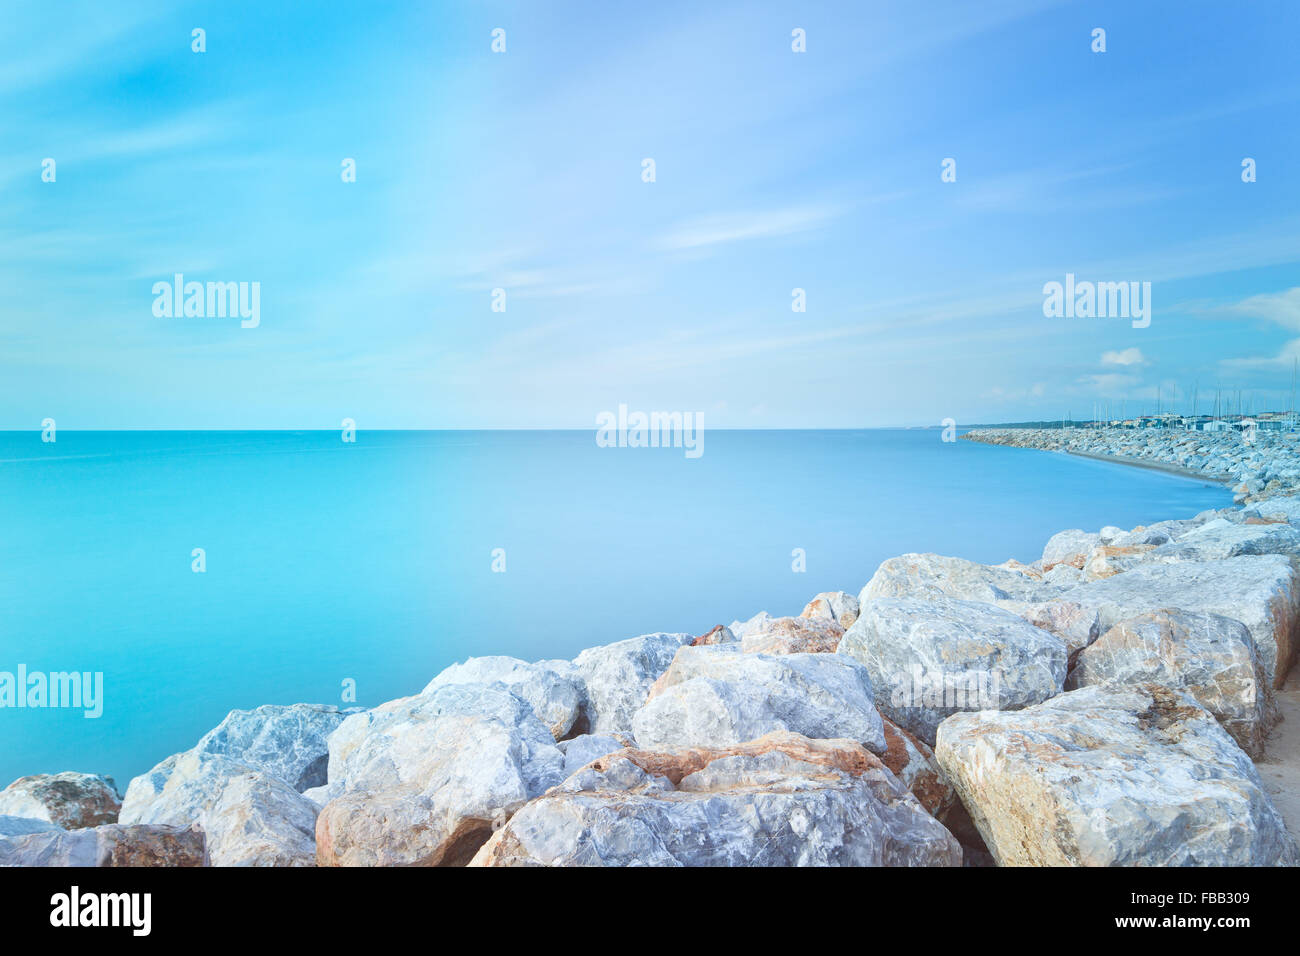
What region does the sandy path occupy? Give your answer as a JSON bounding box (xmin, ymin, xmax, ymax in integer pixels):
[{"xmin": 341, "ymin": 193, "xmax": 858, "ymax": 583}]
[{"xmin": 1259, "ymin": 668, "xmax": 1300, "ymax": 840}]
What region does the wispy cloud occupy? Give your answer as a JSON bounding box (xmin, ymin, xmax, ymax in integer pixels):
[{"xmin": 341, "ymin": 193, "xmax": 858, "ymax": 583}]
[{"xmin": 655, "ymin": 204, "xmax": 843, "ymax": 251}]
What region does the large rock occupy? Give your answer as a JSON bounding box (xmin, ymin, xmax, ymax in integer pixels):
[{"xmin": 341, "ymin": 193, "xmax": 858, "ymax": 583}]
[
  {"xmin": 801, "ymin": 591, "xmax": 860, "ymax": 628},
  {"xmin": 0, "ymin": 823, "xmax": 206, "ymax": 867},
  {"xmin": 191, "ymin": 703, "xmax": 358, "ymax": 792},
  {"xmin": 0, "ymin": 815, "xmax": 62, "ymax": 839},
  {"xmin": 995, "ymin": 598, "xmax": 1100, "ymax": 658},
  {"xmin": 424, "ymin": 656, "xmax": 585, "ymax": 739},
  {"xmin": 862, "ymin": 553, "xmax": 1055, "ymax": 604},
  {"xmin": 571, "ymin": 632, "xmax": 694, "ymax": 734},
  {"xmin": 935, "ymin": 684, "xmax": 1298, "ymax": 866},
  {"xmin": 1041, "ymin": 530, "xmax": 1101, "ymax": 570},
  {"xmin": 878, "ymin": 717, "xmax": 955, "ymax": 818},
  {"xmin": 1061, "ymin": 555, "xmax": 1300, "ymax": 688},
  {"xmin": 1148, "ymin": 518, "xmax": 1300, "ymax": 562},
  {"xmin": 556, "ymin": 733, "xmax": 634, "ymax": 776},
  {"xmin": 632, "ymin": 645, "xmax": 886, "ymax": 754},
  {"xmin": 0, "ymin": 772, "xmax": 120, "ymax": 829},
  {"xmin": 739, "ymin": 615, "xmax": 844, "ymax": 654},
  {"xmin": 1066, "ymin": 610, "xmax": 1270, "ymax": 757},
  {"xmin": 120, "ymin": 751, "xmax": 317, "ymax": 866},
  {"xmin": 838, "ymin": 596, "xmax": 1067, "ymax": 745},
  {"xmin": 469, "ymin": 732, "xmax": 962, "ymax": 867},
  {"xmin": 316, "ymin": 683, "xmax": 565, "ymax": 866}
]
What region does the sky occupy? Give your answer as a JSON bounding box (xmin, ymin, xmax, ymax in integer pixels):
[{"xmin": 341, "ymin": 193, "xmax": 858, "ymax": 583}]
[{"xmin": 2, "ymin": 0, "xmax": 1299, "ymax": 428}]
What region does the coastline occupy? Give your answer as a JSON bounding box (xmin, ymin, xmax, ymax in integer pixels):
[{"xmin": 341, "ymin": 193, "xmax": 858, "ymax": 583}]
[
  {"xmin": 4, "ymin": 442, "xmax": 1300, "ymax": 866},
  {"xmin": 1060, "ymin": 448, "xmax": 1231, "ymax": 485}
]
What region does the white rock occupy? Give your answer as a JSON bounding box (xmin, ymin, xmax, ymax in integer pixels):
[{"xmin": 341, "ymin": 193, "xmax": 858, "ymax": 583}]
[
  {"xmin": 800, "ymin": 591, "xmax": 860, "ymax": 628},
  {"xmin": 571, "ymin": 632, "xmax": 694, "ymax": 734},
  {"xmin": 0, "ymin": 772, "xmax": 120, "ymax": 829},
  {"xmin": 424, "ymin": 655, "xmax": 585, "ymax": 739},
  {"xmin": 935, "ymin": 684, "xmax": 1298, "ymax": 866}
]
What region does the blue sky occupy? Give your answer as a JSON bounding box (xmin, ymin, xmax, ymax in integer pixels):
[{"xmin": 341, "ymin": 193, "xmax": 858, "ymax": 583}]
[{"xmin": 3, "ymin": 0, "xmax": 1299, "ymax": 428}]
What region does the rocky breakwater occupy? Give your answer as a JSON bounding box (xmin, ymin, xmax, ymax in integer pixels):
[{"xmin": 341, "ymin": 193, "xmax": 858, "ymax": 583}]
[
  {"xmin": 964, "ymin": 426, "xmax": 1300, "ymax": 504},
  {"xmin": 4, "ymin": 502, "xmax": 1300, "ymax": 866}
]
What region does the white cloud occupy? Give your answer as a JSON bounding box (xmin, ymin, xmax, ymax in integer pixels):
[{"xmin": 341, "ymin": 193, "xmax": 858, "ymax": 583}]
[
  {"xmin": 1224, "ymin": 286, "xmax": 1300, "ymax": 331},
  {"xmin": 1100, "ymin": 347, "xmax": 1146, "ymax": 367},
  {"xmin": 656, "ymin": 204, "xmax": 841, "ymax": 251}
]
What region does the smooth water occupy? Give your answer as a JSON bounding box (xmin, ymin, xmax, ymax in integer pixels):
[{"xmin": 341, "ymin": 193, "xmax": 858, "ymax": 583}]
[{"xmin": 0, "ymin": 429, "xmax": 1232, "ymax": 788}]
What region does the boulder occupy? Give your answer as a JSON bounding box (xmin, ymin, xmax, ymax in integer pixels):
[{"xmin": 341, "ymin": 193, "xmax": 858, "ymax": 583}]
[
  {"xmin": 191, "ymin": 702, "xmax": 359, "ymax": 792},
  {"xmin": 691, "ymin": 625, "xmax": 737, "ymax": 646},
  {"xmin": 120, "ymin": 751, "xmax": 317, "ymax": 866},
  {"xmin": 1061, "ymin": 555, "xmax": 1300, "ymax": 687},
  {"xmin": 1147, "ymin": 518, "xmax": 1300, "ymax": 563},
  {"xmin": 739, "ymin": 615, "xmax": 844, "ymax": 654},
  {"xmin": 878, "ymin": 717, "xmax": 955, "ymax": 818},
  {"xmin": 556, "ymin": 733, "xmax": 635, "ymax": 776},
  {"xmin": 838, "ymin": 596, "xmax": 1067, "ymax": 745},
  {"xmin": 315, "ymin": 683, "xmax": 565, "ymax": 866},
  {"xmin": 424, "ymin": 656, "xmax": 585, "ymax": 739},
  {"xmin": 800, "ymin": 591, "xmax": 860, "ymax": 628},
  {"xmin": 470, "ymin": 732, "xmax": 962, "ymax": 867},
  {"xmin": 1066, "ymin": 610, "xmax": 1270, "ymax": 757},
  {"xmin": 1041, "ymin": 530, "xmax": 1102, "ymax": 570},
  {"xmin": 632, "ymin": 645, "xmax": 886, "ymax": 753},
  {"xmin": 0, "ymin": 815, "xmax": 62, "ymax": 839},
  {"xmin": 571, "ymin": 632, "xmax": 694, "ymax": 734},
  {"xmin": 935, "ymin": 684, "xmax": 1298, "ymax": 866},
  {"xmin": 995, "ymin": 598, "xmax": 1100, "ymax": 658},
  {"xmin": 1080, "ymin": 544, "xmax": 1156, "ymax": 581},
  {"xmin": 728, "ymin": 611, "xmax": 773, "ymax": 638},
  {"xmin": 0, "ymin": 823, "xmax": 206, "ymax": 867},
  {"xmin": 862, "ymin": 553, "xmax": 1055, "ymax": 604},
  {"xmin": 0, "ymin": 772, "xmax": 120, "ymax": 829}
]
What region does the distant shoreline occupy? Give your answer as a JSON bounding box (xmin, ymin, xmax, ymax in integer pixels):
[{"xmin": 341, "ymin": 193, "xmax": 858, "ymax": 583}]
[{"xmin": 1058, "ymin": 448, "xmax": 1231, "ymax": 486}]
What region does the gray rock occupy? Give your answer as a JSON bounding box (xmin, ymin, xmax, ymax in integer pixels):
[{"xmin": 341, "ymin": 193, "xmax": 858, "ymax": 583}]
[
  {"xmin": 193, "ymin": 702, "xmax": 359, "ymax": 791},
  {"xmin": 631, "ymin": 645, "xmax": 886, "ymax": 753},
  {"xmin": 0, "ymin": 823, "xmax": 206, "ymax": 867},
  {"xmin": 995, "ymin": 598, "xmax": 1100, "ymax": 658},
  {"xmin": 120, "ymin": 751, "xmax": 317, "ymax": 866},
  {"xmin": 728, "ymin": 611, "xmax": 773, "ymax": 638},
  {"xmin": 739, "ymin": 615, "xmax": 844, "ymax": 654},
  {"xmin": 0, "ymin": 815, "xmax": 62, "ymax": 839},
  {"xmin": 862, "ymin": 553, "xmax": 1055, "ymax": 604},
  {"xmin": 1061, "ymin": 555, "xmax": 1300, "ymax": 687},
  {"xmin": 571, "ymin": 632, "xmax": 694, "ymax": 734},
  {"xmin": 316, "ymin": 683, "xmax": 565, "ymax": 866},
  {"xmin": 557, "ymin": 733, "xmax": 635, "ymax": 776},
  {"xmin": 1148, "ymin": 518, "xmax": 1300, "ymax": 562},
  {"xmin": 0, "ymin": 772, "xmax": 120, "ymax": 829},
  {"xmin": 1066, "ymin": 610, "xmax": 1270, "ymax": 757},
  {"xmin": 935, "ymin": 684, "xmax": 1298, "ymax": 866},
  {"xmin": 1042, "ymin": 529, "xmax": 1102, "ymax": 570},
  {"xmin": 839, "ymin": 596, "xmax": 1067, "ymax": 745},
  {"xmin": 800, "ymin": 590, "xmax": 860, "ymax": 628},
  {"xmin": 470, "ymin": 732, "xmax": 962, "ymax": 867},
  {"xmin": 424, "ymin": 656, "xmax": 585, "ymax": 740}
]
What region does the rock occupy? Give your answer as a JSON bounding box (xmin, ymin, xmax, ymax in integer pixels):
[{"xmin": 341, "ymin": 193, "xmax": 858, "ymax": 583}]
[
  {"xmin": 878, "ymin": 717, "xmax": 955, "ymax": 818},
  {"xmin": 727, "ymin": 611, "xmax": 772, "ymax": 638},
  {"xmin": 739, "ymin": 615, "xmax": 844, "ymax": 654},
  {"xmin": 1042, "ymin": 529, "xmax": 1101, "ymax": 570},
  {"xmin": 1066, "ymin": 610, "xmax": 1270, "ymax": 757},
  {"xmin": 691, "ymin": 625, "xmax": 737, "ymax": 646},
  {"xmin": 632, "ymin": 645, "xmax": 886, "ymax": 754},
  {"xmin": 1148, "ymin": 518, "xmax": 1300, "ymax": 562},
  {"xmin": 995, "ymin": 598, "xmax": 1100, "ymax": 658},
  {"xmin": 0, "ymin": 823, "xmax": 206, "ymax": 867},
  {"xmin": 1080, "ymin": 544, "xmax": 1155, "ymax": 581},
  {"xmin": 838, "ymin": 596, "xmax": 1068, "ymax": 745},
  {"xmin": 1099, "ymin": 525, "xmax": 1125, "ymax": 544},
  {"xmin": 316, "ymin": 683, "xmax": 565, "ymax": 866},
  {"xmin": 556, "ymin": 733, "xmax": 635, "ymax": 776},
  {"xmin": 0, "ymin": 815, "xmax": 62, "ymax": 838},
  {"xmin": 191, "ymin": 702, "xmax": 359, "ymax": 791},
  {"xmin": 1244, "ymin": 496, "xmax": 1300, "ymax": 524},
  {"xmin": 571, "ymin": 632, "xmax": 694, "ymax": 734},
  {"xmin": 1041, "ymin": 563, "xmax": 1082, "ymax": 585},
  {"xmin": 862, "ymin": 553, "xmax": 1055, "ymax": 604},
  {"xmin": 800, "ymin": 590, "xmax": 860, "ymax": 628},
  {"xmin": 0, "ymin": 772, "xmax": 120, "ymax": 829},
  {"xmin": 1061, "ymin": 555, "xmax": 1300, "ymax": 687},
  {"xmin": 935, "ymin": 684, "xmax": 1298, "ymax": 866},
  {"xmin": 120, "ymin": 751, "xmax": 317, "ymax": 866},
  {"xmin": 470, "ymin": 732, "xmax": 962, "ymax": 867},
  {"xmin": 424, "ymin": 656, "xmax": 585, "ymax": 740}
]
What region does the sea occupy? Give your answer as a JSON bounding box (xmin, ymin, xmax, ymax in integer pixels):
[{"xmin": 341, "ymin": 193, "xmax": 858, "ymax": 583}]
[{"xmin": 0, "ymin": 428, "xmax": 1233, "ymax": 789}]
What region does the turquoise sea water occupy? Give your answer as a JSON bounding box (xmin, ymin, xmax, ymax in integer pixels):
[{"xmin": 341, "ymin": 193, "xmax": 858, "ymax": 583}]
[{"xmin": 0, "ymin": 429, "xmax": 1232, "ymax": 789}]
